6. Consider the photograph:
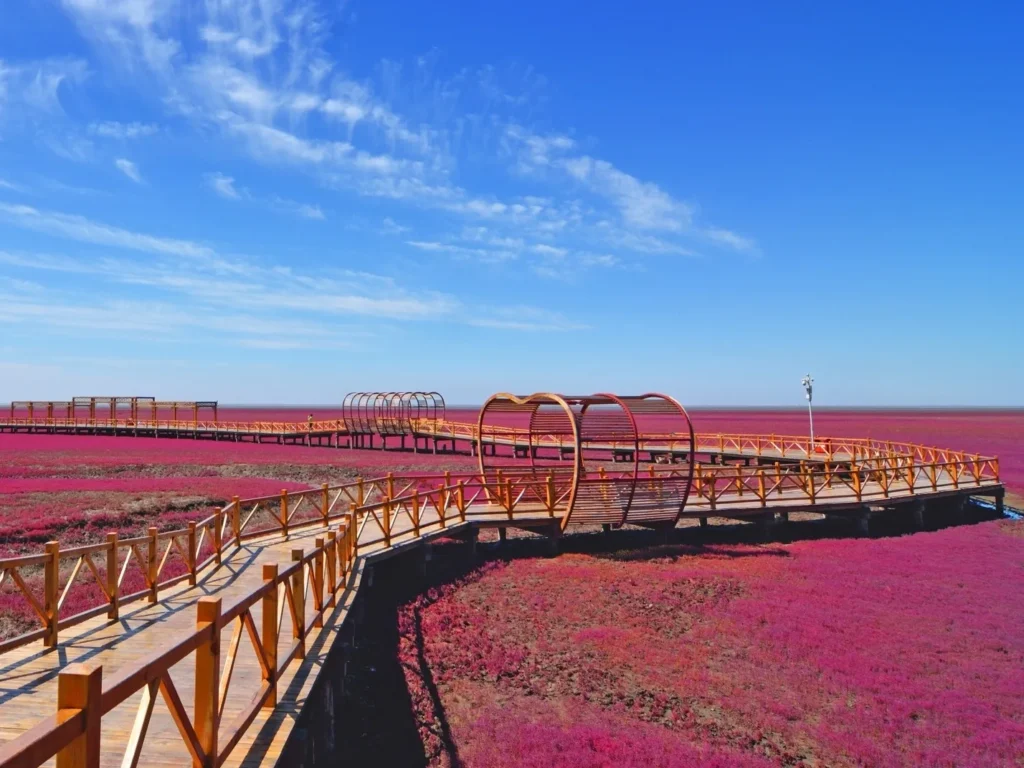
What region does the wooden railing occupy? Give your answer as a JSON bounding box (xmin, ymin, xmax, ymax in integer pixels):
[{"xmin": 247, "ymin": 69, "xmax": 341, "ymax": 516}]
[
  {"xmin": 0, "ymin": 476, "xmax": 385, "ymax": 654},
  {"xmin": 0, "ymin": 447, "xmax": 1004, "ymax": 768},
  {"xmin": 0, "ymin": 417, "xmax": 348, "ymax": 434},
  {"xmin": 0, "ymin": 520, "xmax": 358, "ymax": 768},
  {"xmin": 0, "ymin": 444, "xmax": 1002, "ymax": 656},
  {"xmin": 0, "ymin": 414, "xmax": 1002, "ymax": 471},
  {"xmin": 685, "ymin": 454, "xmax": 1001, "ymax": 511}
]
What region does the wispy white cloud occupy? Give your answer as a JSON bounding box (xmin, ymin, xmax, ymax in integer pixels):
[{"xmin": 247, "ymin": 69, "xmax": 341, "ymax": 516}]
[
  {"xmin": 471, "ymin": 306, "xmax": 588, "ymax": 332},
  {"xmin": 89, "ymin": 120, "xmax": 158, "ymax": 139},
  {"xmin": 407, "ymin": 239, "xmax": 516, "ymax": 263},
  {"xmin": 530, "ymin": 243, "xmax": 567, "ymax": 258},
  {"xmin": 380, "ymin": 216, "xmax": 409, "ymax": 235},
  {"xmin": 272, "ymin": 197, "xmax": 325, "ymax": 220},
  {"xmin": 702, "ymin": 226, "xmax": 758, "ymax": 253},
  {"xmin": 0, "ymin": 245, "xmax": 455, "ymax": 324},
  {"xmin": 59, "ymin": 0, "xmax": 180, "ymax": 72},
  {"xmin": 205, "ymin": 171, "xmax": 240, "ymax": 199},
  {"xmin": 203, "ymin": 171, "xmax": 325, "ymax": 219},
  {"xmin": 41, "ymin": 133, "xmax": 95, "ymax": 162},
  {"xmin": 0, "ymin": 202, "xmax": 216, "ymax": 258},
  {"xmin": 0, "ymin": 57, "xmax": 89, "ymax": 115},
  {"xmin": 114, "ymin": 157, "xmax": 143, "ymax": 183}
]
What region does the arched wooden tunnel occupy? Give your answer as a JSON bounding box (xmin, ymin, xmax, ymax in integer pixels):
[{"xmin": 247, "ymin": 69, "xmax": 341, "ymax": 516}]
[
  {"xmin": 478, "ymin": 392, "xmax": 696, "ymax": 529},
  {"xmin": 341, "ymin": 391, "xmax": 445, "ymax": 436}
]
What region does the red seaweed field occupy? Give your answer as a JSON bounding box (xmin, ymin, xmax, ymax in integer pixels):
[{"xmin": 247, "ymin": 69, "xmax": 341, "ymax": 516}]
[{"xmin": 391, "ymin": 520, "xmax": 1024, "ymax": 767}]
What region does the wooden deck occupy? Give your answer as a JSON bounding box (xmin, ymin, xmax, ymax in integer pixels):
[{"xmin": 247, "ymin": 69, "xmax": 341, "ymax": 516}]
[
  {"xmin": 0, "ymin": 502, "xmax": 548, "ymax": 767},
  {"xmin": 0, "ymin": 426, "xmax": 1005, "ymax": 768}
]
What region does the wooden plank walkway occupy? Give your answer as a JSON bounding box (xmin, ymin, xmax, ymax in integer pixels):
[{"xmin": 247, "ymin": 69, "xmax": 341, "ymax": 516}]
[
  {"xmin": 0, "ymin": 504, "xmax": 549, "ymax": 767},
  {"xmin": 0, "ymin": 432, "xmax": 1003, "ymax": 768}
]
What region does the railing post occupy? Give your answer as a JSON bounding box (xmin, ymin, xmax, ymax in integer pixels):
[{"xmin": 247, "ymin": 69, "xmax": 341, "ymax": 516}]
[
  {"xmin": 106, "ymin": 532, "xmax": 119, "ymax": 621},
  {"xmin": 436, "ymin": 482, "xmax": 448, "ymax": 527},
  {"xmin": 231, "ymin": 497, "xmax": 241, "ymax": 548},
  {"xmin": 774, "ymin": 462, "xmax": 783, "ymax": 496},
  {"xmin": 44, "ymin": 540, "xmax": 59, "ymax": 647},
  {"xmin": 386, "ymin": 472, "xmax": 395, "ymax": 501},
  {"xmin": 325, "ymin": 531, "xmax": 337, "ymax": 607},
  {"xmin": 321, "ymin": 483, "xmax": 330, "ymax": 526},
  {"xmin": 194, "ymin": 597, "xmax": 221, "ymax": 768},
  {"xmin": 313, "ymin": 539, "xmax": 325, "ymax": 628},
  {"xmin": 55, "ymin": 664, "xmax": 102, "ymax": 768},
  {"xmin": 383, "ymin": 500, "xmax": 392, "ymax": 547},
  {"xmin": 411, "ymin": 494, "xmax": 421, "ymax": 537},
  {"xmin": 546, "ymin": 473, "xmax": 556, "ymax": 517},
  {"xmin": 187, "ymin": 522, "xmax": 198, "ymax": 587},
  {"xmin": 280, "ymin": 490, "xmax": 290, "ymax": 538},
  {"xmin": 261, "ymin": 564, "xmax": 278, "ymax": 710},
  {"xmin": 290, "ymin": 550, "xmax": 305, "ymax": 659},
  {"xmin": 357, "ymin": 477, "xmax": 365, "ymax": 507},
  {"xmin": 852, "ymin": 465, "xmax": 863, "ymax": 501},
  {"xmin": 213, "ymin": 511, "xmax": 223, "ymax": 566},
  {"xmin": 349, "ymin": 504, "xmax": 358, "ymax": 557},
  {"xmin": 457, "ymin": 480, "xmax": 466, "ymax": 521},
  {"xmin": 757, "ymin": 469, "xmax": 766, "ymax": 507},
  {"xmin": 147, "ymin": 527, "xmax": 159, "ymax": 603}
]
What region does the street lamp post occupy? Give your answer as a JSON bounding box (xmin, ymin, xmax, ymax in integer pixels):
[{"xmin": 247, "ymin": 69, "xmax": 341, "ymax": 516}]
[{"xmin": 801, "ymin": 374, "xmax": 814, "ymax": 447}]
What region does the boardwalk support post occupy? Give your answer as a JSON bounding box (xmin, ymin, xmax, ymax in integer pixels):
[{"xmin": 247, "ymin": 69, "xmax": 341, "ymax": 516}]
[
  {"xmin": 213, "ymin": 511, "xmax": 223, "ymax": 566},
  {"xmin": 291, "ymin": 550, "xmax": 305, "ymax": 659},
  {"xmin": 313, "ymin": 539, "xmax": 325, "ymax": 629},
  {"xmin": 194, "ymin": 598, "xmax": 221, "ymax": 768},
  {"xmin": 106, "ymin": 532, "xmax": 119, "ymax": 621},
  {"xmin": 326, "ymin": 531, "xmax": 337, "ymax": 608},
  {"xmin": 44, "ymin": 541, "xmax": 59, "ymax": 646},
  {"xmin": 912, "ymin": 500, "xmax": 925, "ymax": 529},
  {"xmin": 147, "ymin": 527, "xmax": 159, "ymax": 604},
  {"xmin": 261, "ymin": 564, "xmax": 278, "ymax": 710},
  {"xmin": 55, "ymin": 664, "xmax": 102, "ymax": 768},
  {"xmin": 232, "ymin": 497, "xmax": 241, "ymax": 548},
  {"xmin": 187, "ymin": 522, "xmax": 198, "ymax": 587}
]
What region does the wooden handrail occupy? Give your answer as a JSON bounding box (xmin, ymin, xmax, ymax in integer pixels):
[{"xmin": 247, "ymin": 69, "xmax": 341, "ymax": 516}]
[{"xmin": 0, "ymin": 442, "xmax": 1002, "ymax": 655}]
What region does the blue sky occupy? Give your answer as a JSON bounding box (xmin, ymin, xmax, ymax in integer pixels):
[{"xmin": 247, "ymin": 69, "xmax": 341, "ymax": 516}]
[{"xmin": 0, "ymin": 1, "xmax": 1020, "ymax": 405}]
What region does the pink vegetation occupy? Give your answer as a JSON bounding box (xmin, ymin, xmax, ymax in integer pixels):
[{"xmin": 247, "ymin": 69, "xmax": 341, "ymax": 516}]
[{"xmin": 398, "ymin": 521, "xmax": 1024, "ymax": 766}]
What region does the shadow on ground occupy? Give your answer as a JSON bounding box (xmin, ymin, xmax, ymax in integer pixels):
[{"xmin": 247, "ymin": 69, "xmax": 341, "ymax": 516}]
[{"xmin": 333, "ymin": 496, "xmax": 1007, "ymax": 764}]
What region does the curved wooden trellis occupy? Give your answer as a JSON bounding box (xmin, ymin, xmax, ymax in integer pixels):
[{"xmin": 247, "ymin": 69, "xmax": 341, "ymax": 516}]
[
  {"xmin": 341, "ymin": 391, "xmax": 446, "ymax": 437},
  {"xmin": 477, "ymin": 392, "xmax": 696, "ymax": 529}
]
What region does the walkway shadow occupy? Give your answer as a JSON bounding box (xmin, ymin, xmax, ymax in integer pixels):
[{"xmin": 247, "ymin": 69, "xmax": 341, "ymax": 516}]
[{"xmin": 331, "ymin": 543, "xmax": 476, "ymax": 768}]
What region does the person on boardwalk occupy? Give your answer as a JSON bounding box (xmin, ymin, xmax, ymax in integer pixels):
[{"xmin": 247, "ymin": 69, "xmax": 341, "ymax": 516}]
[{"xmin": 308, "ymin": 413, "xmax": 314, "ymax": 433}]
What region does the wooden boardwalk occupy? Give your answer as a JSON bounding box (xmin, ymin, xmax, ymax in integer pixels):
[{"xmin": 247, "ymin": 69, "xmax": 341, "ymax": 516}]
[
  {"xmin": 0, "ymin": 427, "xmax": 1005, "ymax": 768},
  {"xmin": 0, "ymin": 501, "xmax": 545, "ymax": 767}
]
